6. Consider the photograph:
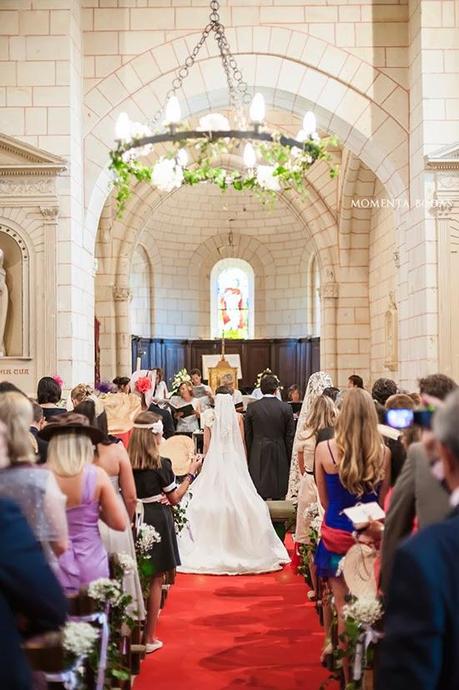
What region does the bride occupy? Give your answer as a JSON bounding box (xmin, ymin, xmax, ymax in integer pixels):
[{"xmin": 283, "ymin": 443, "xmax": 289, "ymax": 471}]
[{"xmin": 177, "ymin": 389, "xmax": 290, "ymax": 575}]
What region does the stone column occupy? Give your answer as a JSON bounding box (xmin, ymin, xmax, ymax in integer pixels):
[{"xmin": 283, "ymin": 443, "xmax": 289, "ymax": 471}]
[
  {"xmin": 432, "ymin": 199, "xmax": 454, "ymax": 376},
  {"xmin": 113, "ymin": 286, "xmax": 132, "ymax": 376},
  {"xmin": 320, "ymin": 281, "xmax": 339, "ymax": 383},
  {"xmin": 40, "ymin": 206, "xmax": 59, "ymax": 376}
]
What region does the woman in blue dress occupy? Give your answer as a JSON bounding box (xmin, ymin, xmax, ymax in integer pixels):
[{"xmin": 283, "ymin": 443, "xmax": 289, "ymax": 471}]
[{"xmin": 314, "ymin": 388, "xmax": 390, "ymax": 681}]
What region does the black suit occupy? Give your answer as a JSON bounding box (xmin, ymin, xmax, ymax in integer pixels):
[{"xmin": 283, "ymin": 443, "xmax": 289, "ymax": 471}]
[
  {"xmin": 148, "ymin": 402, "xmax": 175, "ymax": 439},
  {"xmin": 377, "ymin": 506, "xmax": 459, "ymax": 690},
  {"xmin": 245, "ymin": 396, "xmax": 295, "ymax": 500},
  {"xmin": 0, "ymin": 497, "xmax": 68, "ymax": 690}
]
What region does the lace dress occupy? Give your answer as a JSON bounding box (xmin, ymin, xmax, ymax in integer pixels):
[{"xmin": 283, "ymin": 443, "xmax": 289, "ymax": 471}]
[{"xmin": 0, "ymin": 464, "xmax": 67, "ymax": 572}]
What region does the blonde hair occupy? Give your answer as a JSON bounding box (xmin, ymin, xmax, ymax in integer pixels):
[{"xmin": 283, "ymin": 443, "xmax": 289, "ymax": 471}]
[
  {"xmin": 335, "ymin": 388, "xmax": 384, "ymax": 496},
  {"xmin": 302, "ymin": 394, "xmax": 338, "ymax": 440},
  {"xmin": 47, "ymin": 433, "xmax": 95, "ymax": 477},
  {"xmin": 71, "ymin": 383, "xmax": 92, "ymax": 405},
  {"xmin": 0, "ymin": 392, "xmax": 35, "ymax": 464},
  {"xmin": 128, "ymin": 411, "xmax": 162, "ymax": 470}
]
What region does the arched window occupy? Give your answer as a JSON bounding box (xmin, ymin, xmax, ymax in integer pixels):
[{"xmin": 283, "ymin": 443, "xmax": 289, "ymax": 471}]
[{"xmin": 210, "ymin": 258, "xmax": 254, "ymax": 339}]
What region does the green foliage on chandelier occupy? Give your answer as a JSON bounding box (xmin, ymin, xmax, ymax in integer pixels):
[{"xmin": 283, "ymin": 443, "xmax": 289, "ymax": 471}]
[{"xmin": 109, "ymin": 131, "xmax": 339, "ymax": 217}]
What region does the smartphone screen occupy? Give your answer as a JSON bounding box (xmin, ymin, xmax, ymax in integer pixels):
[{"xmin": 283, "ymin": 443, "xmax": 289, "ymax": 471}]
[{"xmin": 385, "ymin": 408, "xmax": 414, "ymax": 429}]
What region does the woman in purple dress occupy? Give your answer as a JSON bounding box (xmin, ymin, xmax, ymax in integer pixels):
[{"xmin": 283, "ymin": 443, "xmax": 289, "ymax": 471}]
[{"xmin": 42, "ymin": 413, "xmax": 126, "ymax": 593}]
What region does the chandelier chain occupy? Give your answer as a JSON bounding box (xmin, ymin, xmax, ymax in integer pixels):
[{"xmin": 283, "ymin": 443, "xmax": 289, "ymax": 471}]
[{"xmin": 149, "ymin": 0, "xmax": 251, "ymax": 129}]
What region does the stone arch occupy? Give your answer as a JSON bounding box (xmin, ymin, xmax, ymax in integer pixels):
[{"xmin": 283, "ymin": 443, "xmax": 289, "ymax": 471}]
[{"xmin": 83, "ymin": 33, "xmax": 409, "ymax": 253}]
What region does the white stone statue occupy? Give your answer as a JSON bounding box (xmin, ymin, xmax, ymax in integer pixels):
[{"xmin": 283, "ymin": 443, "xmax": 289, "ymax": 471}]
[{"xmin": 0, "ymin": 249, "xmax": 8, "ymax": 357}]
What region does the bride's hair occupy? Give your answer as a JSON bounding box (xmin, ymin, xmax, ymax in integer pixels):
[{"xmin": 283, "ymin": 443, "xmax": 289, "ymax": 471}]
[
  {"xmin": 129, "ymin": 411, "xmax": 162, "ymax": 470},
  {"xmin": 302, "ymin": 394, "xmax": 338, "ymax": 441},
  {"xmin": 335, "ymin": 388, "xmax": 384, "ymax": 497}
]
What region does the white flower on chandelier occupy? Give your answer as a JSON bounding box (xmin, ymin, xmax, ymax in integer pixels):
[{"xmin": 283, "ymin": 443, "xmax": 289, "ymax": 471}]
[
  {"xmin": 152, "ymin": 157, "xmax": 184, "ymax": 193},
  {"xmin": 256, "ymin": 165, "xmax": 281, "ymax": 192},
  {"xmin": 198, "ymin": 113, "xmax": 230, "ymax": 132},
  {"xmin": 130, "ymin": 121, "xmax": 152, "ymax": 139}
]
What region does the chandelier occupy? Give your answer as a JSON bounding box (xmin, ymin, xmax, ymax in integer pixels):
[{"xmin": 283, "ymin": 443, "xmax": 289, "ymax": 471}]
[{"xmin": 109, "ymin": 0, "xmax": 337, "ymax": 215}]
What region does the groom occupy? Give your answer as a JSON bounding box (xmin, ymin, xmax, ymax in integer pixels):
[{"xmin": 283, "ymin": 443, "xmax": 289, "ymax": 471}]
[{"xmin": 245, "ymin": 374, "xmax": 295, "ymax": 500}]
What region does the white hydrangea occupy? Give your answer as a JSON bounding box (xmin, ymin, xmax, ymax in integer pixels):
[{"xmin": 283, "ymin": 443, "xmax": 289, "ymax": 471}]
[
  {"xmin": 152, "ymin": 157, "xmax": 184, "ymax": 193},
  {"xmin": 343, "ymin": 597, "xmax": 383, "ymax": 627},
  {"xmin": 136, "ymin": 523, "xmax": 162, "ymax": 556},
  {"xmin": 117, "ymin": 553, "xmax": 136, "ymax": 573},
  {"xmin": 87, "ymin": 577, "xmax": 122, "ymax": 606},
  {"xmin": 310, "ymin": 515, "xmax": 323, "ymax": 534},
  {"xmin": 256, "ymin": 165, "xmax": 281, "ymax": 192},
  {"xmin": 63, "ymin": 622, "xmax": 99, "ymax": 658},
  {"xmin": 198, "ymin": 113, "xmax": 230, "ymax": 131},
  {"xmin": 303, "ymin": 502, "xmax": 319, "ymax": 521}
]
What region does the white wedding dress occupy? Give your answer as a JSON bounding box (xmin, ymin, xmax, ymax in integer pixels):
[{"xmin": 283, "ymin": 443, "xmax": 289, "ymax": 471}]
[{"xmin": 177, "ymin": 394, "xmax": 290, "ymax": 575}]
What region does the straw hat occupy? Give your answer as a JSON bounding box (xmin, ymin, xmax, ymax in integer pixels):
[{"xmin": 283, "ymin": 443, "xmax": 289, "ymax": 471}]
[
  {"xmin": 342, "ymin": 543, "xmax": 378, "ymax": 599},
  {"xmin": 39, "ymin": 412, "xmax": 104, "ymax": 445}
]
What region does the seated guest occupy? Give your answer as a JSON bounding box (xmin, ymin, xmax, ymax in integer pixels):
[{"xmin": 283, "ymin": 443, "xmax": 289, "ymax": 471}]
[
  {"xmin": 288, "ymin": 384, "xmax": 301, "ymax": 402},
  {"xmin": 347, "ymin": 374, "xmax": 364, "ymax": 389},
  {"xmin": 380, "ymin": 373, "xmax": 456, "ymax": 592},
  {"xmin": 152, "ymin": 368, "xmax": 169, "ymax": 402},
  {"xmin": 0, "ymin": 495, "xmax": 68, "ymax": 690},
  {"xmin": 42, "ymin": 413, "xmax": 126, "ymax": 593},
  {"xmin": 314, "ymin": 389, "xmax": 390, "ymax": 683},
  {"xmin": 173, "ymin": 382, "xmax": 200, "ymax": 435},
  {"xmin": 377, "ymin": 389, "xmax": 459, "ymax": 690},
  {"xmin": 37, "ymin": 376, "xmax": 66, "ymax": 421},
  {"xmin": 371, "ymin": 377, "xmax": 397, "ymax": 406},
  {"xmin": 30, "ymin": 399, "xmax": 48, "ymax": 464},
  {"xmin": 0, "ymin": 392, "xmax": 68, "ymax": 570}
]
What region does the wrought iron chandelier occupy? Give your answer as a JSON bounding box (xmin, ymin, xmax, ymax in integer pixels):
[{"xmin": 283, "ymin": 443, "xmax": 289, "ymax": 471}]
[{"xmin": 109, "ymin": 0, "xmax": 337, "ymax": 215}]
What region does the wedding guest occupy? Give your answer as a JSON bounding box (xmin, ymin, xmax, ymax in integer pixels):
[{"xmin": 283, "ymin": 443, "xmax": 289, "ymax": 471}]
[
  {"xmin": 75, "ymin": 399, "xmax": 145, "ymax": 621},
  {"xmin": 129, "ymin": 411, "xmax": 202, "ymax": 653},
  {"xmin": 314, "ymin": 388, "xmax": 390, "ymax": 683},
  {"xmin": 113, "ymin": 376, "xmax": 130, "ymax": 393},
  {"xmin": 380, "ymin": 373, "xmax": 456, "ymax": 592},
  {"xmin": 42, "ymin": 413, "xmax": 126, "ymax": 593},
  {"xmin": 377, "ymin": 389, "xmax": 459, "ymax": 690},
  {"xmin": 347, "ymin": 374, "xmax": 364, "ymax": 389},
  {"xmin": 372, "ymin": 377, "xmax": 397, "ymax": 406},
  {"xmin": 190, "ymin": 368, "xmax": 213, "ymax": 410},
  {"xmin": 174, "ymin": 382, "xmax": 200, "ymax": 435},
  {"xmin": 322, "ymin": 386, "xmax": 340, "ymax": 403},
  {"xmin": 0, "ymin": 381, "xmax": 23, "ymax": 394},
  {"xmin": 37, "ymin": 376, "xmax": 66, "ymax": 421},
  {"xmin": 0, "ymin": 495, "xmax": 68, "ymax": 690},
  {"xmin": 384, "ymin": 393, "xmax": 420, "ymax": 485},
  {"xmin": 245, "ymin": 374, "xmax": 295, "ymax": 500},
  {"xmin": 30, "ymin": 399, "xmax": 48, "ymax": 464},
  {"xmin": 148, "ymin": 398, "xmax": 175, "ymax": 439},
  {"xmin": 288, "ymin": 384, "xmax": 302, "ymax": 402},
  {"xmin": 152, "ymin": 368, "xmax": 169, "ymax": 402},
  {"xmin": 0, "ymin": 392, "xmax": 68, "ymax": 570}
]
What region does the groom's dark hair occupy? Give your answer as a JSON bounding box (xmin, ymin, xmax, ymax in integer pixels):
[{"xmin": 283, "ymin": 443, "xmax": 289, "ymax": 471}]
[
  {"xmin": 215, "ymin": 386, "xmax": 232, "ymax": 395},
  {"xmin": 261, "ymin": 375, "xmax": 279, "ymax": 395}
]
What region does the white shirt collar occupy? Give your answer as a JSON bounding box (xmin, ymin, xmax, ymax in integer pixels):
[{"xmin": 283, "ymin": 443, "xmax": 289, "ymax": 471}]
[
  {"xmin": 263, "ymin": 394, "xmax": 277, "ymax": 398},
  {"xmin": 450, "ymin": 487, "xmax": 459, "ymax": 508}
]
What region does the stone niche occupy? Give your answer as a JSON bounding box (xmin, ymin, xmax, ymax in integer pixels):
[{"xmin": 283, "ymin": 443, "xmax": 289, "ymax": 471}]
[{"xmin": 0, "ymin": 134, "xmax": 65, "ymax": 395}]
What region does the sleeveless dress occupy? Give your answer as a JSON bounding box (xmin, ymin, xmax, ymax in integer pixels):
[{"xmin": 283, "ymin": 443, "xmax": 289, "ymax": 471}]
[
  {"xmin": 98, "ymin": 476, "xmax": 146, "ymax": 619},
  {"xmin": 57, "ymin": 464, "xmax": 109, "ymax": 593},
  {"xmin": 315, "ymin": 441, "xmax": 379, "ymax": 578}
]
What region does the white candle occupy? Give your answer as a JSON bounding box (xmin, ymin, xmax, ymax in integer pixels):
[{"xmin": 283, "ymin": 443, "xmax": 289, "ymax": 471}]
[{"xmin": 136, "ymin": 356, "xmax": 141, "ymax": 371}]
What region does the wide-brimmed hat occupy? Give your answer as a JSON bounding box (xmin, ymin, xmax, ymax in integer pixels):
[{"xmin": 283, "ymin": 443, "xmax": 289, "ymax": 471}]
[
  {"xmin": 342, "ymin": 543, "xmax": 378, "ymax": 599},
  {"xmin": 39, "ymin": 412, "xmax": 104, "ymax": 445}
]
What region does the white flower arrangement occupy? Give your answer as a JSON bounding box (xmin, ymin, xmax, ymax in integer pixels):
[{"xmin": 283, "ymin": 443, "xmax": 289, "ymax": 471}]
[
  {"xmin": 256, "ymin": 165, "xmax": 281, "ymax": 192},
  {"xmin": 152, "ymin": 157, "xmax": 184, "ymax": 193},
  {"xmin": 310, "ymin": 515, "xmax": 323, "ymax": 535},
  {"xmin": 170, "ymin": 368, "xmax": 192, "ymax": 396},
  {"xmin": 87, "ymin": 577, "xmax": 122, "ymax": 606},
  {"xmin": 303, "ymin": 502, "xmax": 319, "ymax": 521},
  {"xmin": 254, "ymin": 368, "xmax": 282, "ymax": 389},
  {"xmin": 63, "ymin": 621, "xmax": 99, "ymax": 659},
  {"xmin": 198, "ymin": 113, "xmax": 230, "ymax": 131},
  {"xmin": 136, "ymin": 523, "xmax": 162, "ymax": 556},
  {"xmin": 117, "ymin": 553, "xmax": 136, "ymax": 574},
  {"xmin": 343, "ymin": 597, "xmax": 383, "ymax": 627}
]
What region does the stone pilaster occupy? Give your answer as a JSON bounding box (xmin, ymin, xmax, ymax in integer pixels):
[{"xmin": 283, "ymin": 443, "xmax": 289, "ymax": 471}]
[
  {"xmin": 113, "ymin": 286, "xmax": 132, "ymax": 376},
  {"xmin": 40, "ymin": 206, "xmax": 59, "ymax": 376}
]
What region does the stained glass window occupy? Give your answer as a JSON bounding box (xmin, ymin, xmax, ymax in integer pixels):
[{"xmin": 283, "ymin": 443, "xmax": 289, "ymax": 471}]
[{"xmin": 211, "ymin": 259, "xmax": 254, "ymax": 339}]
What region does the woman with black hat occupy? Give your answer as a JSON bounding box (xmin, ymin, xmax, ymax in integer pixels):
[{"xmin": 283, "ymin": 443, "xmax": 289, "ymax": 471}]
[{"xmin": 42, "ymin": 413, "xmax": 126, "ymax": 593}]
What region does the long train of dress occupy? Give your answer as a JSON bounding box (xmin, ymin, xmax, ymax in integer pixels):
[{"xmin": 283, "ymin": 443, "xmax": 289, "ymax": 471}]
[{"xmin": 177, "ymin": 394, "xmax": 290, "ymax": 575}]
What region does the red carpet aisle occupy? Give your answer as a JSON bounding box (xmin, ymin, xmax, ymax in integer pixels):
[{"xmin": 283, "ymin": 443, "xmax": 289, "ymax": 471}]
[{"xmin": 134, "ymin": 564, "xmax": 335, "ymax": 690}]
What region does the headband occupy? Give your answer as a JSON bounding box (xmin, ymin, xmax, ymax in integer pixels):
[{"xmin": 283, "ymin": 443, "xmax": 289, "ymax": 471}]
[{"xmin": 133, "ymin": 420, "xmax": 164, "ymax": 435}]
